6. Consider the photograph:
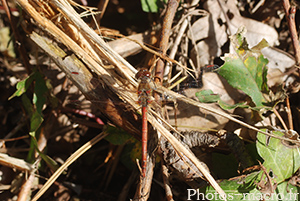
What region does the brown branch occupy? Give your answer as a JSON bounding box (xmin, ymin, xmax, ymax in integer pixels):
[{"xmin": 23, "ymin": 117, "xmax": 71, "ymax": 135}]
[
  {"xmin": 154, "ymin": 0, "xmax": 179, "ymax": 88},
  {"xmin": 281, "ymin": 0, "xmax": 300, "ymax": 65},
  {"xmin": 286, "ymin": 97, "xmax": 294, "ymax": 130},
  {"xmin": 161, "ymin": 159, "xmax": 174, "ymax": 201}
]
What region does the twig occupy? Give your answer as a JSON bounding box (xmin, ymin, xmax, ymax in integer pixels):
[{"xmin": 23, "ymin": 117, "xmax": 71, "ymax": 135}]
[
  {"xmin": 164, "ymin": 4, "xmax": 205, "ymax": 81},
  {"xmin": 286, "ymin": 97, "xmax": 294, "ymax": 130},
  {"xmin": 187, "ymin": 16, "xmax": 200, "ymax": 74},
  {"xmin": 96, "ymin": 0, "xmax": 109, "ymax": 24},
  {"xmin": 281, "ymin": 0, "xmax": 300, "ymax": 65},
  {"xmin": 161, "ymin": 159, "xmax": 174, "ymax": 201},
  {"xmin": 51, "ymin": 0, "xmax": 138, "ymax": 83},
  {"xmin": 31, "ymin": 131, "xmax": 109, "ymax": 201},
  {"xmin": 17, "ymin": 169, "xmax": 38, "ymax": 201},
  {"xmin": 29, "ymin": 31, "xmax": 141, "ymax": 139},
  {"xmin": 155, "ymin": 85, "xmax": 300, "ymax": 144},
  {"xmin": 134, "ymin": 128, "xmax": 157, "ymax": 200},
  {"xmin": 165, "ymin": 17, "xmax": 188, "ymax": 82},
  {"xmin": 3, "ymin": 119, "xmax": 27, "ymax": 140},
  {"xmin": 118, "ymin": 35, "xmax": 195, "ymax": 74},
  {"xmin": 0, "ymin": 153, "xmax": 33, "ymax": 172},
  {"xmin": 18, "ymin": 127, "xmax": 48, "ymax": 201},
  {"xmin": 148, "ymin": 113, "xmax": 227, "ymax": 200},
  {"xmin": 154, "ymin": 0, "xmax": 179, "ymax": 88},
  {"xmin": 273, "ymin": 107, "xmax": 288, "ymax": 131},
  {"xmin": 104, "ymin": 144, "xmax": 125, "ymax": 189},
  {"xmin": 61, "ymin": 107, "xmax": 105, "ymax": 125},
  {"xmin": 118, "ymin": 170, "xmax": 139, "ymax": 201}
]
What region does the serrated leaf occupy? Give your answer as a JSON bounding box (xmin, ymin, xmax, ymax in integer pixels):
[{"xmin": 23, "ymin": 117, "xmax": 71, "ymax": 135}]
[
  {"xmin": 218, "ymin": 55, "xmax": 266, "ymax": 107},
  {"xmin": 219, "ymin": 27, "xmax": 269, "ymax": 107},
  {"xmin": 257, "ymin": 129, "xmax": 300, "ymax": 183}
]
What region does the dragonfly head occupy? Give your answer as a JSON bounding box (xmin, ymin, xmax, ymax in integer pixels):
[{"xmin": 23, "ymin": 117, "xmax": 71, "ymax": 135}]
[{"xmin": 135, "ymin": 68, "xmax": 151, "ymax": 80}]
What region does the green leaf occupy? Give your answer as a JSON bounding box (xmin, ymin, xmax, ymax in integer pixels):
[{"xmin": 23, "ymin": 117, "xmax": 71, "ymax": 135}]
[
  {"xmin": 198, "ymin": 171, "xmax": 260, "ymax": 201},
  {"xmin": 104, "ymin": 125, "xmax": 135, "ymax": 145},
  {"xmin": 33, "ymin": 72, "xmax": 48, "ymax": 115},
  {"xmin": 120, "ymin": 142, "xmax": 141, "ymax": 170},
  {"xmin": 21, "ymin": 94, "xmax": 33, "ymax": 116},
  {"xmin": 29, "ymin": 110, "xmax": 43, "ymax": 133},
  {"xmin": 201, "ymin": 179, "xmax": 300, "ymax": 201},
  {"xmin": 104, "ymin": 125, "xmax": 142, "ymax": 170},
  {"xmin": 218, "ymin": 100, "xmax": 248, "ymax": 110},
  {"xmin": 212, "ymin": 153, "xmax": 239, "ymax": 179},
  {"xmin": 28, "ymin": 133, "xmax": 59, "ymax": 171},
  {"xmin": 15, "ymin": 71, "xmax": 47, "ymax": 133},
  {"xmin": 140, "ymin": 0, "xmax": 162, "ymax": 12},
  {"xmin": 195, "ymin": 90, "xmax": 220, "ymax": 103},
  {"xmin": 275, "ymin": 181, "xmax": 299, "ymax": 201},
  {"xmin": 218, "ymin": 55, "xmax": 266, "ymax": 107},
  {"xmin": 218, "ymin": 27, "xmax": 269, "ymax": 107},
  {"xmin": 9, "ymin": 73, "xmax": 35, "ymax": 100},
  {"xmin": 257, "ymin": 129, "xmax": 300, "ymax": 183},
  {"xmin": 198, "ymin": 127, "xmax": 300, "ymax": 201},
  {"xmin": 200, "ymin": 171, "xmax": 300, "ymax": 201},
  {"xmin": 195, "ymin": 89, "xmax": 248, "ymax": 110}
]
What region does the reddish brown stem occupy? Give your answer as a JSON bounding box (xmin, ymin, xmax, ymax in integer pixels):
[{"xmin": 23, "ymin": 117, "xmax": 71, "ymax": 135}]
[
  {"xmin": 61, "ymin": 107, "xmax": 105, "ymax": 125},
  {"xmin": 141, "ymin": 106, "xmax": 148, "ymax": 177},
  {"xmin": 281, "ymin": 0, "xmax": 300, "ymax": 65}
]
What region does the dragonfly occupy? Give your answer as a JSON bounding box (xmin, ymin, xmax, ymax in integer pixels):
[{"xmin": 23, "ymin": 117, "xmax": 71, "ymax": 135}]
[
  {"xmin": 133, "ymin": 65, "xmax": 220, "ymax": 177},
  {"xmin": 135, "ymin": 68, "xmax": 152, "ymax": 177},
  {"xmin": 69, "ymin": 68, "xmax": 154, "ymax": 177},
  {"xmin": 67, "ymin": 65, "xmax": 219, "ymax": 177}
]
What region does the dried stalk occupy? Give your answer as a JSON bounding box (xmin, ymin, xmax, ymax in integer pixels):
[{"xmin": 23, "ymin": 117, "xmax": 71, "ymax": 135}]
[
  {"xmin": 281, "ymin": 0, "xmax": 300, "ymax": 65},
  {"xmin": 16, "ymin": 0, "xmax": 300, "ymax": 200},
  {"xmin": 32, "ymin": 131, "xmax": 109, "ymax": 201}
]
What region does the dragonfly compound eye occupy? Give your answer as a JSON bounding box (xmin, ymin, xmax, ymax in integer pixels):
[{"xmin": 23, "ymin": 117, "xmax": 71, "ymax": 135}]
[{"xmin": 135, "ymin": 68, "xmax": 151, "ymax": 80}]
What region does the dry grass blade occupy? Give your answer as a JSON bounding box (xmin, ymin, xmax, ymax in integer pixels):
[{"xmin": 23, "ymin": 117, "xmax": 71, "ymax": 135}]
[
  {"xmin": 51, "ymin": 0, "xmax": 138, "ymax": 81},
  {"xmin": 16, "ymin": 0, "xmax": 300, "ymax": 200},
  {"xmin": 23, "ymin": 0, "xmax": 226, "ymax": 198},
  {"xmin": 155, "ymin": 86, "xmax": 300, "ymax": 144},
  {"xmin": 31, "ymin": 131, "xmax": 108, "ymax": 201},
  {"xmin": 146, "ymin": 112, "xmax": 227, "ymax": 200},
  {"xmin": 0, "ymin": 153, "xmax": 34, "ymax": 172}
]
